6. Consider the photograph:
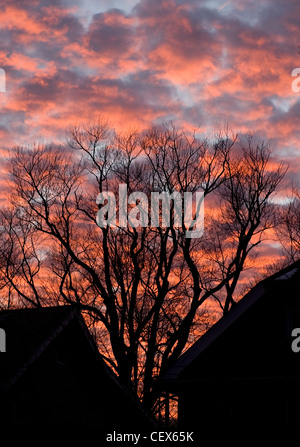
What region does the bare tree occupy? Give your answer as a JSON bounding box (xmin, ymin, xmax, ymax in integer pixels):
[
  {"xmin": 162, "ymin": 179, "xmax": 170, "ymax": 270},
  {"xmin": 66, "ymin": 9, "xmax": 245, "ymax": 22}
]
[
  {"xmin": 203, "ymin": 137, "xmax": 287, "ymax": 314},
  {"xmin": 275, "ymin": 185, "xmax": 300, "ymax": 262},
  {"xmin": 0, "ymin": 122, "xmax": 287, "ymax": 413}
]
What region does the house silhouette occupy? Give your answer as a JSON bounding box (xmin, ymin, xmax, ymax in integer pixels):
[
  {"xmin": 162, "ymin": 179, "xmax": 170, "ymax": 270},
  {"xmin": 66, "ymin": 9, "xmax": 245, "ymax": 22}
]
[
  {"xmin": 161, "ymin": 260, "xmax": 300, "ymax": 438},
  {"xmin": 0, "ymin": 305, "xmax": 153, "ymax": 439}
]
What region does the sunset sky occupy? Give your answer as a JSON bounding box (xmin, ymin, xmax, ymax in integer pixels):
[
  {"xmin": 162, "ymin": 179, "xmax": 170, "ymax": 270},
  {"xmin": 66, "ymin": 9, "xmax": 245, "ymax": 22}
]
[
  {"xmin": 0, "ymin": 0, "xmax": 300, "ymax": 182},
  {"xmin": 2, "ymin": 2, "xmax": 300, "ymax": 429}
]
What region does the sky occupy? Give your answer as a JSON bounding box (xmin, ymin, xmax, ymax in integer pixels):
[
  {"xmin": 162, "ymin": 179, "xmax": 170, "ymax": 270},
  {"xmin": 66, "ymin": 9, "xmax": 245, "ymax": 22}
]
[{"xmin": 0, "ymin": 1, "xmax": 300, "ymax": 185}]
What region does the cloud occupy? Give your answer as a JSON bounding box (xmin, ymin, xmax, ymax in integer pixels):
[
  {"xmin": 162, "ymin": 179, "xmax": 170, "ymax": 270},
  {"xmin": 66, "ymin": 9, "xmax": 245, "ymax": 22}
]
[
  {"xmin": 0, "ymin": 0, "xmax": 299, "ymax": 159},
  {"xmin": 0, "ymin": 0, "xmax": 299, "ymax": 271}
]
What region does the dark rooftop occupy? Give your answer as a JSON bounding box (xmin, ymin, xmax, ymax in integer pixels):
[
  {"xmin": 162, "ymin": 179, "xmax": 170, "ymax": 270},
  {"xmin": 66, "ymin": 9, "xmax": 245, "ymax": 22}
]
[
  {"xmin": 163, "ymin": 259, "xmax": 300, "ymax": 381},
  {"xmin": 0, "ymin": 305, "xmax": 84, "ymax": 391}
]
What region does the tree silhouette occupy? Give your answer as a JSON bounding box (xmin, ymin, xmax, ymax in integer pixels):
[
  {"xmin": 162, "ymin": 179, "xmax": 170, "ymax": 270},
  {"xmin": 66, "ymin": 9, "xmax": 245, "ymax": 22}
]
[
  {"xmin": 276, "ymin": 186, "xmax": 300, "ymax": 262},
  {"xmin": 0, "ymin": 121, "xmax": 287, "ymax": 412}
]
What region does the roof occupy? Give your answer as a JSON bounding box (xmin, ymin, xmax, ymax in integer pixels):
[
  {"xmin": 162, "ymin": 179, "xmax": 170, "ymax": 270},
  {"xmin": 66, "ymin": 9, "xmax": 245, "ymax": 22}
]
[
  {"xmin": 163, "ymin": 259, "xmax": 300, "ymax": 381},
  {"xmin": 0, "ymin": 304, "xmax": 155, "ymax": 427},
  {"xmin": 0, "ymin": 305, "xmax": 123, "ymax": 392},
  {"xmin": 0, "ymin": 306, "xmax": 76, "ymax": 390}
]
